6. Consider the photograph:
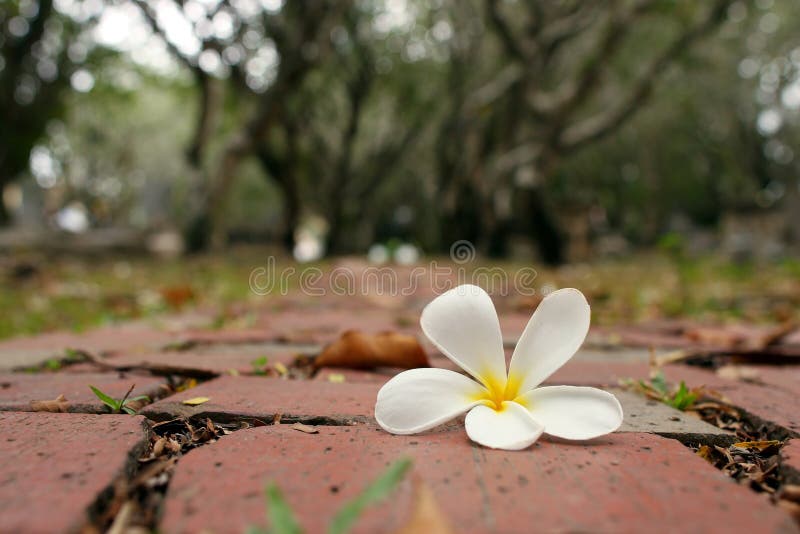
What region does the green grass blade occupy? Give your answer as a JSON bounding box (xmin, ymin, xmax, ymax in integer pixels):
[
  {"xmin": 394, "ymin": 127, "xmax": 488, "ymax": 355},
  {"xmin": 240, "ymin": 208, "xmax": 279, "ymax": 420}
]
[
  {"xmin": 650, "ymin": 372, "xmax": 669, "ymax": 396},
  {"xmin": 328, "ymin": 458, "xmax": 412, "ymax": 534},
  {"xmin": 89, "ymin": 385, "xmax": 119, "ymax": 410},
  {"xmin": 265, "ymin": 484, "xmax": 302, "ymax": 534}
]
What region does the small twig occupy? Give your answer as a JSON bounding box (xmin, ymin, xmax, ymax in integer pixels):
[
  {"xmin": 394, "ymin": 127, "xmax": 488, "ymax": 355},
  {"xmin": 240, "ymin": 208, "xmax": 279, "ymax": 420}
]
[{"xmin": 118, "ymin": 384, "xmax": 136, "ymax": 413}]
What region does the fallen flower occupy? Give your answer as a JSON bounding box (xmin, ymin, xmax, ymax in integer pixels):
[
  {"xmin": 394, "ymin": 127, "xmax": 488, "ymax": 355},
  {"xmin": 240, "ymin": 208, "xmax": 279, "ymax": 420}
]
[{"xmin": 374, "ymin": 285, "xmax": 623, "ymax": 450}]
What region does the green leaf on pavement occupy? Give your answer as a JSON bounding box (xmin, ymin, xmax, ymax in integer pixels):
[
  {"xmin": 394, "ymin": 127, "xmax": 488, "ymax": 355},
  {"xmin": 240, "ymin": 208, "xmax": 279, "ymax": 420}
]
[
  {"xmin": 89, "ymin": 385, "xmax": 120, "ymax": 411},
  {"xmin": 328, "ymin": 458, "xmax": 412, "ymax": 534},
  {"xmin": 266, "ymin": 483, "xmax": 302, "ymax": 534}
]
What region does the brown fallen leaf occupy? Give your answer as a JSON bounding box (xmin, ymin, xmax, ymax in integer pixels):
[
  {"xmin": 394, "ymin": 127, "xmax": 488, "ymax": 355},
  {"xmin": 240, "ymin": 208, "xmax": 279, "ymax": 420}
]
[
  {"xmin": 106, "ymin": 500, "xmax": 135, "ymax": 534},
  {"xmin": 696, "ymin": 445, "xmax": 713, "ymax": 462},
  {"xmin": 315, "ymin": 330, "xmax": 429, "ymax": 370},
  {"xmin": 30, "ymin": 394, "xmax": 69, "ymax": 413},
  {"xmin": 160, "ymin": 285, "xmax": 195, "ymax": 310},
  {"xmin": 394, "ymin": 477, "xmax": 453, "ymax": 534},
  {"xmin": 152, "ymin": 437, "xmax": 167, "ymax": 457},
  {"xmin": 777, "ymin": 499, "xmax": 800, "ymax": 522},
  {"xmin": 291, "ymin": 422, "xmax": 319, "ymax": 434},
  {"xmin": 716, "ymin": 365, "xmax": 762, "ymax": 383},
  {"xmin": 731, "ymin": 440, "xmax": 782, "ymax": 452},
  {"xmin": 684, "ymin": 322, "xmax": 796, "ymax": 351},
  {"xmin": 781, "ymin": 484, "xmax": 800, "ymax": 503},
  {"xmin": 176, "ymin": 378, "xmax": 198, "ymax": 392}
]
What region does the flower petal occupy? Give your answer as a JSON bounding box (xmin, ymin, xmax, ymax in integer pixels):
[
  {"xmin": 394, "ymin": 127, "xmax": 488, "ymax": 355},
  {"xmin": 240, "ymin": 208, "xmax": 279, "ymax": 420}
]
[
  {"xmin": 520, "ymin": 386, "xmax": 623, "ymax": 440},
  {"xmin": 375, "ymin": 368, "xmax": 487, "ymax": 435},
  {"xmin": 507, "ymin": 288, "xmax": 590, "ymax": 393},
  {"xmin": 420, "ymin": 284, "xmax": 506, "ymax": 390},
  {"xmin": 464, "ymin": 402, "xmax": 544, "ymax": 450}
]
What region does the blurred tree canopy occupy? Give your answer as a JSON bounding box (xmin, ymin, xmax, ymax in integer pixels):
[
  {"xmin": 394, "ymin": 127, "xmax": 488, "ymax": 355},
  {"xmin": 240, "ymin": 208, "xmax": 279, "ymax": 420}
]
[{"xmin": 1, "ymin": 0, "xmax": 798, "ymax": 263}]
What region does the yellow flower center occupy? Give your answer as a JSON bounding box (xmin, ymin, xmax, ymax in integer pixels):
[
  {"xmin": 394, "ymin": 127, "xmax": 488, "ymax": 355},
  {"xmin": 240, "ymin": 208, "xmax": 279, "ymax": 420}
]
[{"xmin": 475, "ymin": 372, "xmax": 527, "ymax": 411}]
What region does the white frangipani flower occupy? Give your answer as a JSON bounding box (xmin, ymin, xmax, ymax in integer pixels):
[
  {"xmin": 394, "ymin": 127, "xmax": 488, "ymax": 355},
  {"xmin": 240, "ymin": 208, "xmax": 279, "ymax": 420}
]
[{"xmin": 374, "ymin": 285, "xmax": 623, "ymax": 450}]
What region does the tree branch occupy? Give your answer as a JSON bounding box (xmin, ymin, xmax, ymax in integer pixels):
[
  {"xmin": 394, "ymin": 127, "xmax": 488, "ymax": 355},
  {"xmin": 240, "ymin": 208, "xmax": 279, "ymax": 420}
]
[
  {"xmin": 485, "ymin": 0, "xmax": 531, "ymax": 62},
  {"xmin": 530, "ymin": 0, "xmax": 658, "ymax": 116},
  {"xmin": 559, "ymin": 0, "xmax": 733, "ymax": 151}
]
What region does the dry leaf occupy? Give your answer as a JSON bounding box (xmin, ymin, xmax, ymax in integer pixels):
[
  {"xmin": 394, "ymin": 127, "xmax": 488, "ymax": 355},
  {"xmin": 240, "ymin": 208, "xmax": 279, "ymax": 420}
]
[
  {"xmin": 106, "ymin": 500, "xmax": 135, "ymax": 534},
  {"xmin": 160, "ymin": 285, "xmax": 195, "ymax": 310},
  {"xmin": 152, "ymin": 437, "xmax": 167, "ymax": 457},
  {"xmin": 394, "ymin": 477, "xmax": 453, "ymax": 534},
  {"xmin": 781, "ymin": 485, "xmax": 800, "ymax": 503},
  {"xmin": 274, "ymin": 362, "xmax": 288, "ymax": 376},
  {"xmin": 777, "ymin": 499, "xmax": 800, "ymax": 522},
  {"xmin": 291, "ymin": 422, "xmax": 319, "ymax": 434},
  {"xmin": 30, "ymin": 394, "xmax": 69, "ymax": 413},
  {"xmin": 684, "ymin": 322, "xmax": 795, "ymax": 351},
  {"xmin": 696, "ymin": 445, "xmax": 713, "ymax": 462},
  {"xmin": 731, "ymin": 440, "xmax": 782, "ymax": 452},
  {"xmin": 176, "ymin": 378, "xmax": 198, "ymax": 392},
  {"xmin": 315, "ymin": 330, "xmax": 429, "ymax": 370},
  {"xmin": 182, "ymin": 396, "xmax": 210, "ymax": 406},
  {"xmin": 716, "ymin": 365, "xmax": 762, "ymax": 383}
]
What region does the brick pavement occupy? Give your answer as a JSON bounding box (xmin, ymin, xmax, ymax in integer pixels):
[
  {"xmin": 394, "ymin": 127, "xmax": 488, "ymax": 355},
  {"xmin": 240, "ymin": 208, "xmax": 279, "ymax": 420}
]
[{"xmin": 0, "ymin": 297, "xmax": 799, "ymax": 532}]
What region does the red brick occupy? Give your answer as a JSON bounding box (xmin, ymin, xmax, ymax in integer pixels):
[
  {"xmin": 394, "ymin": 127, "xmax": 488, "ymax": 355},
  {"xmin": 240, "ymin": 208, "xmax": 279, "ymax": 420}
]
[
  {"xmin": 104, "ymin": 342, "xmax": 309, "ymax": 376},
  {"xmin": 548, "ymin": 361, "xmax": 800, "ymax": 435},
  {"xmin": 0, "ymin": 412, "xmax": 149, "ymax": 532},
  {"xmin": 255, "ymin": 308, "xmax": 418, "ymax": 344},
  {"xmin": 313, "ymin": 368, "xmax": 393, "ymax": 384},
  {"xmin": 173, "ymin": 328, "xmax": 291, "ymax": 345},
  {"xmin": 713, "ymin": 382, "xmax": 800, "ymax": 435},
  {"xmin": 0, "ymin": 324, "xmax": 173, "ymax": 371},
  {"xmin": 544, "ymin": 360, "xmax": 761, "ymax": 390},
  {"xmin": 782, "ymin": 439, "xmax": 800, "ymax": 473},
  {"xmin": 142, "ymin": 375, "xmax": 379, "ymax": 423},
  {"xmin": 160, "ymin": 426, "xmax": 797, "ymax": 534},
  {"xmin": 714, "ymin": 365, "xmax": 800, "ymax": 397},
  {"xmin": 0, "ymin": 372, "xmax": 167, "ymax": 413}
]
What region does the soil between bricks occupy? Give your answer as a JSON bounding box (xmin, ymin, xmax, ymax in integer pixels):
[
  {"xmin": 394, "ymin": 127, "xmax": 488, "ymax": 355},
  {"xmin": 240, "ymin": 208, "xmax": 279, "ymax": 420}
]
[
  {"xmin": 160, "ymin": 425, "xmax": 798, "ymax": 534},
  {"xmin": 0, "ymin": 412, "xmax": 150, "ymax": 533}
]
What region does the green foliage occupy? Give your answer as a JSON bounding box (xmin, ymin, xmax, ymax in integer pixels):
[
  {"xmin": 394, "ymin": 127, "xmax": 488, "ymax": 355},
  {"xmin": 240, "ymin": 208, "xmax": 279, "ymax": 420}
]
[
  {"xmin": 628, "ymin": 371, "xmax": 698, "ymax": 412},
  {"xmin": 248, "ymin": 458, "xmax": 412, "ymax": 534},
  {"xmin": 328, "ymin": 458, "xmax": 413, "ymax": 534},
  {"xmin": 667, "ymin": 381, "xmax": 698, "ymax": 411},
  {"xmin": 251, "ymin": 356, "xmax": 269, "ymax": 376},
  {"xmin": 657, "ymin": 232, "xmax": 685, "ymax": 257},
  {"xmin": 265, "ymin": 485, "xmax": 302, "ymax": 534},
  {"xmin": 89, "ymin": 385, "xmax": 150, "ymax": 415}
]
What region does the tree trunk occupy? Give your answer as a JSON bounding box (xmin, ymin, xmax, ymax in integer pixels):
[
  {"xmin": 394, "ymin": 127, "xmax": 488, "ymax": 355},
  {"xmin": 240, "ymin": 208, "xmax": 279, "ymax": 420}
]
[
  {"xmin": 0, "ymin": 197, "xmax": 9, "ymax": 227},
  {"xmin": 325, "ymin": 202, "xmax": 347, "ymax": 255},
  {"xmin": 439, "ymin": 182, "xmax": 482, "ymax": 253},
  {"xmin": 523, "ymin": 186, "xmax": 564, "ymax": 265}
]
